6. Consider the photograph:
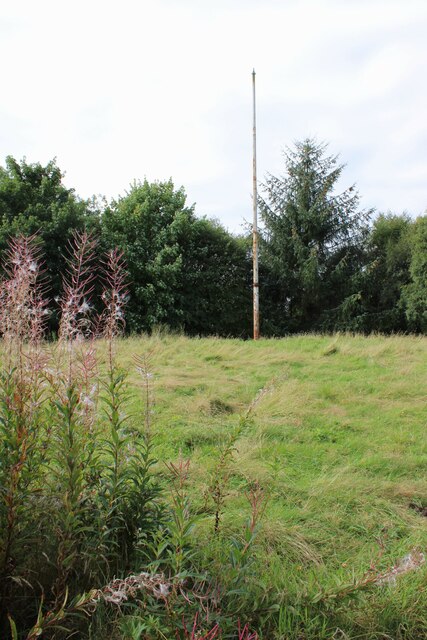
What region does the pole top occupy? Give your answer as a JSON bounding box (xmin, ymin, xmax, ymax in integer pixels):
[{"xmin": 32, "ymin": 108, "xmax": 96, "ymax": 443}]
[{"xmin": 252, "ymin": 68, "xmax": 256, "ymax": 76}]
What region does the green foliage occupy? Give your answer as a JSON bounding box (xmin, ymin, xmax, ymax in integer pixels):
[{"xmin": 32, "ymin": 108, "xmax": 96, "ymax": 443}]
[
  {"xmin": 101, "ymin": 179, "xmax": 191, "ymax": 332},
  {"xmin": 179, "ymin": 219, "xmax": 251, "ymax": 337},
  {"xmin": 101, "ymin": 180, "xmax": 251, "ymax": 336},
  {"xmin": 337, "ymin": 213, "xmax": 413, "ymax": 332},
  {"xmin": 259, "ymin": 139, "xmax": 371, "ymax": 333},
  {"xmin": 326, "ymin": 213, "xmax": 427, "ymax": 334},
  {"xmin": 99, "ymin": 364, "xmax": 162, "ymax": 574},
  {"xmin": 0, "ymin": 150, "xmax": 424, "ymax": 337},
  {"xmin": 206, "ymin": 420, "xmax": 245, "ymax": 533},
  {"xmin": 403, "ymin": 216, "xmax": 427, "ymax": 332}
]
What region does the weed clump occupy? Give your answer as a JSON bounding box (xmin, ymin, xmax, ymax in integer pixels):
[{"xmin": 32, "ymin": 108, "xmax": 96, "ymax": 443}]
[
  {"xmin": 209, "ymin": 397, "xmax": 234, "ymax": 416},
  {"xmin": 322, "ymin": 342, "xmax": 339, "ymax": 356}
]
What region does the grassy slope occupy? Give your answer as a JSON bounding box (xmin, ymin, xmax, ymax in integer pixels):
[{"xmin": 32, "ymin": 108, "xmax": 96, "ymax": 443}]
[{"xmin": 118, "ymin": 333, "xmax": 427, "ymax": 636}]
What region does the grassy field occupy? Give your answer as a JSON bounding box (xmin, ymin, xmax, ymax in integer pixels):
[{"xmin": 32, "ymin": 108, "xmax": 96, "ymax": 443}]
[{"xmin": 115, "ymin": 333, "xmax": 427, "ymax": 638}]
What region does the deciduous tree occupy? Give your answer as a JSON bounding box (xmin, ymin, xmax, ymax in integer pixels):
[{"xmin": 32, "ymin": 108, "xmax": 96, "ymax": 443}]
[
  {"xmin": 403, "ymin": 215, "xmax": 427, "ymax": 332},
  {"xmin": 101, "ymin": 179, "xmax": 251, "ymax": 335}
]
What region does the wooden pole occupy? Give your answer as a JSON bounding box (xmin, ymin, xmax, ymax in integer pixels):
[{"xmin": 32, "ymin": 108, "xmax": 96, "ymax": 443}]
[{"xmin": 252, "ymin": 69, "xmax": 260, "ymax": 340}]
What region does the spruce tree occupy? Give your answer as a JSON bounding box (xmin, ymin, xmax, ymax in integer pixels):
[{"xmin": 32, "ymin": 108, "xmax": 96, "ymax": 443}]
[{"xmin": 259, "ymin": 139, "xmax": 371, "ymax": 333}]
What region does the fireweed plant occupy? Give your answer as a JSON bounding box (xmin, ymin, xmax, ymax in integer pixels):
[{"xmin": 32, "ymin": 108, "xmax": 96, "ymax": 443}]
[
  {"xmin": 98, "ymin": 250, "xmax": 162, "ymax": 577},
  {"xmin": 0, "ymin": 234, "xmax": 162, "ymax": 638},
  {"xmin": 0, "ymin": 236, "xmax": 49, "ymax": 636},
  {"xmin": 0, "ymin": 234, "xmax": 270, "ymax": 640}
]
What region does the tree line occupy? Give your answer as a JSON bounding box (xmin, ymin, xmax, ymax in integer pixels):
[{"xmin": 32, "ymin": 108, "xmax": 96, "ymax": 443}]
[{"xmin": 0, "ymin": 140, "xmax": 425, "ymax": 337}]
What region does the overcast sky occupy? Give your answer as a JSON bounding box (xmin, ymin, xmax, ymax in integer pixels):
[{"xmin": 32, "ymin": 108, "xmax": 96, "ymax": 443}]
[{"xmin": 1, "ymin": 0, "xmax": 426, "ymax": 232}]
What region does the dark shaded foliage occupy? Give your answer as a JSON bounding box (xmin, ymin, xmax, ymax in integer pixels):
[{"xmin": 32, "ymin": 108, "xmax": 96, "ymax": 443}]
[{"xmin": 101, "ymin": 180, "xmax": 251, "ymax": 336}]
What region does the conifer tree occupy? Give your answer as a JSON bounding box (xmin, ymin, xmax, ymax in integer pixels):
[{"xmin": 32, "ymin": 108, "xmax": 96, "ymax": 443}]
[{"xmin": 259, "ymin": 139, "xmax": 371, "ymax": 333}]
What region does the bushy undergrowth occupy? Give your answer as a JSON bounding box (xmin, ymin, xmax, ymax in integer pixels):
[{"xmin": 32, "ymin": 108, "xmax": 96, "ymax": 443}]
[
  {"xmin": 0, "ymin": 235, "xmax": 426, "ymax": 640},
  {"xmin": 0, "ymin": 235, "xmax": 271, "ymax": 640},
  {"xmin": 0, "ymin": 235, "xmax": 163, "ymax": 638}
]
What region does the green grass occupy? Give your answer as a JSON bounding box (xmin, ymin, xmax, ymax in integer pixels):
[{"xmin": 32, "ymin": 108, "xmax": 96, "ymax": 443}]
[{"xmin": 117, "ymin": 333, "xmax": 427, "ymax": 638}]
